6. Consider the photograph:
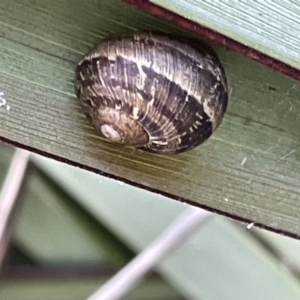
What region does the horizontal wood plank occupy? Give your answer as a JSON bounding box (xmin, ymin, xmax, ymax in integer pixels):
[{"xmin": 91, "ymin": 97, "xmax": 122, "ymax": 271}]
[{"xmin": 0, "ymin": 0, "xmax": 300, "ymax": 237}]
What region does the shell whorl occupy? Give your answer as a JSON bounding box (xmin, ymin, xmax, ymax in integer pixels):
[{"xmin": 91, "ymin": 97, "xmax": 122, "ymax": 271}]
[{"xmin": 75, "ymin": 32, "xmax": 228, "ymax": 154}]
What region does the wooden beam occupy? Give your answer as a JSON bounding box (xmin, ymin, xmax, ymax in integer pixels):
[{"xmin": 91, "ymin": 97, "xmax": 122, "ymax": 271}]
[{"xmin": 0, "ymin": 0, "xmax": 300, "ymax": 238}]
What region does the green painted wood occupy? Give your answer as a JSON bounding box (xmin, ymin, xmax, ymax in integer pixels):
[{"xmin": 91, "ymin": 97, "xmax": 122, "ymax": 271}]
[
  {"xmin": 150, "ymin": 0, "xmax": 300, "ymax": 70},
  {"xmin": 0, "ymin": 0, "xmax": 300, "ymax": 236}
]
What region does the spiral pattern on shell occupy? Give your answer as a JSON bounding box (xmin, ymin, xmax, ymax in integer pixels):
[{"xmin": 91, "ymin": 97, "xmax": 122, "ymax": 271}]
[{"xmin": 74, "ymin": 32, "xmax": 228, "ymax": 154}]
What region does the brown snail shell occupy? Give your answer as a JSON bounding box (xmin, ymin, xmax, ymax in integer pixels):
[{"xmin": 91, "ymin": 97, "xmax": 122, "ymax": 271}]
[{"xmin": 74, "ymin": 32, "xmax": 228, "ymax": 154}]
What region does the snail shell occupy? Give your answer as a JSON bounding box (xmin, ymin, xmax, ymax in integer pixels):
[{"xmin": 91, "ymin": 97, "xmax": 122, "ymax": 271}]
[{"xmin": 74, "ymin": 32, "xmax": 228, "ymax": 154}]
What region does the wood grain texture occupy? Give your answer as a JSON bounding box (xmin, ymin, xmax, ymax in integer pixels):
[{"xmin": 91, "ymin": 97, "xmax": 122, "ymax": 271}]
[
  {"xmin": 149, "ymin": 0, "xmax": 300, "ymax": 71},
  {"xmin": 0, "ymin": 0, "xmax": 300, "ymax": 237}
]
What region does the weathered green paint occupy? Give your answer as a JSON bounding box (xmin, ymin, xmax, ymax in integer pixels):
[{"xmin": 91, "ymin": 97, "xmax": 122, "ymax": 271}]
[
  {"xmin": 151, "ymin": 0, "xmax": 300, "ymax": 70},
  {"xmin": 0, "ymin": 0, "xmax": 300, "ymax": 236}
]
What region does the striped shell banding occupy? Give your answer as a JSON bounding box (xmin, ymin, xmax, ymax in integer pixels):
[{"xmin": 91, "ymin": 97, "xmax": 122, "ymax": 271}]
[{"xmin": 74, "ymin": 32, "xmax": 228, "ymax": 154}]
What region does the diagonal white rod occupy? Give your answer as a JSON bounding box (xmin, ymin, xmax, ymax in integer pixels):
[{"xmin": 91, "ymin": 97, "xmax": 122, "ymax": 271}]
[
  {"xmin": 0, "ymin": 149, "xmax": 30, "ymax": 271},
  {"xmin": 87, "ymin": 206, "xmax": 212, "ymax": 300}
]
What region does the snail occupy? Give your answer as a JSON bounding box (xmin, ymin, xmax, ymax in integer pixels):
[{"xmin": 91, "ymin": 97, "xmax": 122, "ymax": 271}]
[{"xmin": 74, "ymin": 32, "xmax": 228, "ymax": 154}]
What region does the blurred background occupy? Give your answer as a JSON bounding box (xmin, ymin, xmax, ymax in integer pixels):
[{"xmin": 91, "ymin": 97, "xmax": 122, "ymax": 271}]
[{"xmin": 1, "ymin": 141, "xmax": 300, "ymax": 300}]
